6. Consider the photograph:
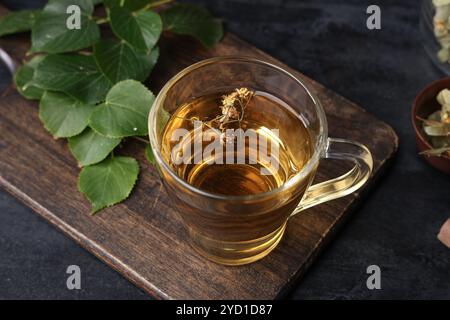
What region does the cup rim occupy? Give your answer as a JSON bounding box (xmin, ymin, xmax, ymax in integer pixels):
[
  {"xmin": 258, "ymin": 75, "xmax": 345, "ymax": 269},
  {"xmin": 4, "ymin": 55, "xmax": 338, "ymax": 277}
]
[{"xmin": 148, "ymin": 56, "xmax": 329, "ymax": 201}]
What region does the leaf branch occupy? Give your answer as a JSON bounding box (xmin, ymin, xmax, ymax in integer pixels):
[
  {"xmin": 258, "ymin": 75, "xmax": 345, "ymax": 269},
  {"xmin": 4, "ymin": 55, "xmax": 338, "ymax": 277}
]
[
  {"xmin": 140, "ymin": 0, "xmax": 175, "ymax": 12},
  {"xmin": 94, "ymin": 17, "xmax": 109, "ymax": 24}
]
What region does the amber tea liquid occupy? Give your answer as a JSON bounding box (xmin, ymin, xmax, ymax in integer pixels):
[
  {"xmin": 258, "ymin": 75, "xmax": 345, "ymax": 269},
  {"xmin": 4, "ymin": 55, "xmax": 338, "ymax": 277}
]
[
  {"xmin": 162, "ymin": 91, "xmax": 312, "ymax": 194},
  {"xmin": 160, "ymin": 90, "xmax": 316, "ymax": 264}
]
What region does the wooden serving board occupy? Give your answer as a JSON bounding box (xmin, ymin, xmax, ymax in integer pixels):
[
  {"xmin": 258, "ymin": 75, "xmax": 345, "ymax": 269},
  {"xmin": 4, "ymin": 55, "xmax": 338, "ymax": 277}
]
[{"xmin": 0, "ymin": 6, "xmax": 397, "ymax": 300}]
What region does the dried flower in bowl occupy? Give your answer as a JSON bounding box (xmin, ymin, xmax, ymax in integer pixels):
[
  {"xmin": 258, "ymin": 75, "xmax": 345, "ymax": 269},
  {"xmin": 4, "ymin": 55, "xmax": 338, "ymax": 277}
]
[
  {"xmin": 433, "ymin": 0, "xmax": 450, "ymax": 63},
  {"xmin": 418, "ymin": 88, "xmax": 450, "ymax": 156}
]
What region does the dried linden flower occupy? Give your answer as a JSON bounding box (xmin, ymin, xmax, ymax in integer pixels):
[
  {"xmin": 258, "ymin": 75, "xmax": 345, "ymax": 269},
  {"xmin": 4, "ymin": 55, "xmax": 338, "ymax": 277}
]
[
  {"xmin": 433, "ymin": 0, "xmax": 450, "ymax": 6},
  {"xmin": 436, "ymin": 89, "xmax": 450, "ymax": 122},
  {"xmin": 175, "ymin": 88, "xmax": 255, "ymax": 145},
  {"xmin": 218, "ymin": 87, "xmax": 254, "ymax": 126},
  {"xmin": 236, "ymin": 87, "xmax": 252, "ymax": 100},
  {"xmin": 419, "ymin": 88, "xmax": 450, "ymax": 157},
  {"xmin": 433, "ymin": 1, "xmax": 450, "ymax": 63},
  {"xmin": 221, "ymin": 92, "xmax": 238, "ymax": 108}
]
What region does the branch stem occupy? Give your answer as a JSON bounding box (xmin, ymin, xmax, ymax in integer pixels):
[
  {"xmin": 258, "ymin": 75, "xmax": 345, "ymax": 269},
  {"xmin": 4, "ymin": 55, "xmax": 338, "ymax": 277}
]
[
  {"xmin": 94, "ymin": 17, "xmax": 109, "ymax": 24},
  {"xmin": 132, "ymin": 136, "xmax": 150, "ymax": 144},
  {"xmin": 140, "ymin": 0, "xmax": 175, "ymax": 11}
]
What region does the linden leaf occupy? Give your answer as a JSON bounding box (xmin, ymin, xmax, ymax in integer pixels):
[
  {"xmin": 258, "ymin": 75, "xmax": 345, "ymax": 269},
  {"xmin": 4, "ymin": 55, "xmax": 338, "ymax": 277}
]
[
  {"xmin": 0, "ymin": 9, "xmax": 40, "ymax": 37},
  {"xmin": 33, "ymin": 46, "xmax": 158, "ymax": 104},
  {"xmin": 33, "ymin": 54, "xmax": 112, "ymax": 104},
  {"xmin": 39, "ymin": 91, "xmax": 94, "ymax": 138},
  {"xmin": 31, "ymin": 0, "xmax": 100, "ymax": 53},
  {"xmin": 161, "ymin": 3, "xmax": 223, "ymax": 48},
  {"xmin": 134, "ymin": 11, "xmax": 163, "ymax": 50},
  {"xmin": 145, "ymin": 144, "xmax": 156, "ymax": 166},
  {"xmin": 78, "ymin": 156, "xmax": 139, "ymax": 213},
  {"xmin": 14, "ymin": 55, "xmax": 45, "ymax": 100},
  {"xmin": 69, "ymin": 128, "xmax": 121, "ymax": 166},
  {"xmin": 93, "ymin": 39, "xmax": 159, "ymax": 83},
  {"xmin": 89, "ymin": 80, "xmax": 155, "ymax": 138},
  {"xmin": 108, "ymin": 6, "xmax": 162, "ymax": 51}
]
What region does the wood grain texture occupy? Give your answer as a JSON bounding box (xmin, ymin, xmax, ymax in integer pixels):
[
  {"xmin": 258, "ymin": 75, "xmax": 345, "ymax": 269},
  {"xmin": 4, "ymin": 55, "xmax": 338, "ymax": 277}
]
[{"xmin": 0, "ymin": 6, "xmax": 397, "ymax": 299}]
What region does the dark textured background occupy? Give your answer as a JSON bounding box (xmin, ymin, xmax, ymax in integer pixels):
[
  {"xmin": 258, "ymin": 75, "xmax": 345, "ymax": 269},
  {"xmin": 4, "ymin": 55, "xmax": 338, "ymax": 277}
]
[{"xmin": 0, "ymin": 0, "xmax": 449, "ymax": 299}]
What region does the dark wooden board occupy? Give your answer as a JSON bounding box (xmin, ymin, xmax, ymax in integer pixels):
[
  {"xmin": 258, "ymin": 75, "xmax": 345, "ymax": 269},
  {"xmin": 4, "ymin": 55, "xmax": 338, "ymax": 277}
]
[{"xmin": 0, "ymin": 6, "xmax": 397, "ymax": 300}]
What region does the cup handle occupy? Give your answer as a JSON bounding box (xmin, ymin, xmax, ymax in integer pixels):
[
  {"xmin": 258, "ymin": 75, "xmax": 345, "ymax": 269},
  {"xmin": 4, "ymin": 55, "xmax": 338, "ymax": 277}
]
[{"xmin": 290, "ymin": 137, "xmax": 373, "ymax": 216}]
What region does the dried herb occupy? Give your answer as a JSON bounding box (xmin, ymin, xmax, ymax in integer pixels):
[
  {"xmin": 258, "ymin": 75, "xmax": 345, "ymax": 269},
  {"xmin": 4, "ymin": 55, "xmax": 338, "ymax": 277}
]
[
  {"xmin": 418, "ymin": 88, "xmax": 450, "ymax": 157},
  {"xmin": 176, "ymin": 87, "xmax": 254, "ymax": 145},
  {"xmin": 433, "ymin": 0, "xmax": 450, "ymax": 63}
]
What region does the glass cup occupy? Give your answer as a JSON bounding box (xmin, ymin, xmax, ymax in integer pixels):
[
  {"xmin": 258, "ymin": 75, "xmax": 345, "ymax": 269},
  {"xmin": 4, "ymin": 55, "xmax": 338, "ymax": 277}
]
[{"xmin": 148, "ymin": 57, "xmax": 373, "ymax": 266}]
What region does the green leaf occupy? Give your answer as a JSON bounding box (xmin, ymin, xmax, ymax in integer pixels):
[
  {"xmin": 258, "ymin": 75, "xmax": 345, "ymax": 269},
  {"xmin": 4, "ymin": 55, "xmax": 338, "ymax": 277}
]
[
  {"xmin": 78, "ymin": 156, "xmax": 139, "ymax": 213},
  {"xmin": 93, "ymin": 39, "xmax": 159, "ymax": 83},
  {"xmin": 33, "ymin": 54, "xmax": 112, "ymax": 104},
  {"xmin": 31, "ymin": 0, "xmax": 100, "ymax": 53},
  {"xmin": 161, "ymin": 3, "xmax": 223, "ymax": 48},
  {"xmin": 0, "ymin": 9, "xmax": 40, "ymax": 37},
  {"xmin": 39, "ymin": 91, "xmax": 94, "ymax": 138},
  {"xmin": 14, "ymin": 55, "xmax": 45, "ymax": 100},
  {"xmin": 90, "ymin": 80, "xmax": 155, "ymax": 138},
  {"xmin": 145, "ymin": 144, "xmax": 156, "ymax": 166},
  {"xmin": 33, "ymin": 44, "xmax": 158, "ymax": 104},
  {"xmin": 135, "ymin": 11, "xmax": 163, "ymax": 50},
  {"xmin": 147, "ymin": 45, "xmax": 159, "ymax": 74},
  {"xmin": 108, "ymin": 6, "xmax": 162, "ymax": 51},
  {"xmin": 69, "ymin": 128, "xmax": 121, "ymax": 166}
]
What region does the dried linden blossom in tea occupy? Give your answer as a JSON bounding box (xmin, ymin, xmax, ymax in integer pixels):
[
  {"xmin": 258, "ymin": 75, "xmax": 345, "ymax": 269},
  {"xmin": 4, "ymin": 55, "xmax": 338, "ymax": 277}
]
[
  {"xmin": 177, "ymin": 87, "xmax": 255, "ymax": 144},
  {"xmin": 418, "ymin": 88, "xmax": 450, "ymax": 157}
]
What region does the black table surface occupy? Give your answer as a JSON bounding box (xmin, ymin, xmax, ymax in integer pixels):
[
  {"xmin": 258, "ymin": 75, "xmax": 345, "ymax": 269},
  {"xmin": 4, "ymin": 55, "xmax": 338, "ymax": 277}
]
[{"xmin": 0, "ymin": 0, "xmax": 449, "ymax": 300}]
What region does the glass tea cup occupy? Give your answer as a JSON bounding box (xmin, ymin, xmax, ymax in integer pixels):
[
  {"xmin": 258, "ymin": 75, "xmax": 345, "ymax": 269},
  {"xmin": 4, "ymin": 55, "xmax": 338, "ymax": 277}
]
[{"xmin": 148, "ymin": 57, "xmax": 373, "ymax": 266}]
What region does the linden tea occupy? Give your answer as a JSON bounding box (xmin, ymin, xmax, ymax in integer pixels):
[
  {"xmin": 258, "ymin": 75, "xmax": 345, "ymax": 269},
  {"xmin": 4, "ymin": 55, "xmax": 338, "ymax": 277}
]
[
  {"xmin": 149, "ymin": 58, "xmax": 372, "ymax": 265},
  {"xmin": 161, "ymin": 88, "xmax": 313, "ymax": 196}
]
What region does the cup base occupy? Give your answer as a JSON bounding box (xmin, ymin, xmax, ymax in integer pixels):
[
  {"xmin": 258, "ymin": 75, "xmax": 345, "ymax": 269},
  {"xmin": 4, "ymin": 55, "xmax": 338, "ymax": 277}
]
[{"xmin": 188, "ymin": 223, "xmax": 287, "ymax": 266}]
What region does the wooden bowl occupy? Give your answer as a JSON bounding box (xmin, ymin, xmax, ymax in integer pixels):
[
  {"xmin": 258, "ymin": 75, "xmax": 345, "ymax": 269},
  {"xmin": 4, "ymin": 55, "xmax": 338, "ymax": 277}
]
[{"xmin": 412, "ymin": 77, "xmax": 450, "ymax": 174}]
